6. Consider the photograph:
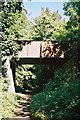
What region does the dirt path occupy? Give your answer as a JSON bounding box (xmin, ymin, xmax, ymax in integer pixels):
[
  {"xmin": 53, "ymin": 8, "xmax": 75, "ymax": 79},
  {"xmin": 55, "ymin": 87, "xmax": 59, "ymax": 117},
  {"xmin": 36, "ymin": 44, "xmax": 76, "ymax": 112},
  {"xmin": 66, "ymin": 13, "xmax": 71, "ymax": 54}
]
[{"xmin": 15, "ymin": 94, "xmax": 31, "ymax": 120}]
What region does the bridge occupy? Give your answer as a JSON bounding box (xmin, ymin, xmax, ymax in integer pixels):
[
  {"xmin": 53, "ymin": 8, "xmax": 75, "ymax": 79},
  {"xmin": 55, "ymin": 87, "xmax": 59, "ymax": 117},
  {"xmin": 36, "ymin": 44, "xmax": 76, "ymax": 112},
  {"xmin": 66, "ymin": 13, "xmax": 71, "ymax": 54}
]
[
  {"xmin": 17, "ymin": 41, "xmax": 66, "ymax": 65},
  {"xmin": 10, "ymin": 40, "xmax": 69, "ymax": 91}
]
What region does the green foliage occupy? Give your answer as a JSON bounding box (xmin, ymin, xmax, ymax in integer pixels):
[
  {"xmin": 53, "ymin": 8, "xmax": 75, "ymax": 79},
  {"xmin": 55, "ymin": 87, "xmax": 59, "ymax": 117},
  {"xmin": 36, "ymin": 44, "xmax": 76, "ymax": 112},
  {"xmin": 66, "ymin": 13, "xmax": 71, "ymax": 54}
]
[
  {"xmin": 54, "ymin": 1, "xmax": 80, "ymax": 59},
  {"xmin": 16, "ymin": 64, "xmax": 55, "ymax": 93},
  {"xmin": 33, "ymin": 65, "xmax": 54, "ymax": 92},
  {"xmin": 1, "ymin": 0, "xmax": 31, "ymax": 92},
  {"xmin": 30, "ymin": 69, "xmax": 80, "ymax": 120},
  {"xmin": 31, "ymin": 8, "xmax": 65, "ymax": 41},
  {"xmin": 1, "ymin": 92, "xmax": 19, "ymax": 118},
  {"xmin": 63, "ymin": 1, "xmax": 80, "ymax": 42},
  {"xmin": 16, "ymin": 65, "xmax": 36, "ymax": 89},
  {"xmin": 54, "ymin": 1, "xmax": 80, "ymax": 43},
  {"xmin": 1, "ymin": 0, "xmax": 31, "ymax": 58},
  {"xmin": 0, "ymin": 77, "xmax": 20, "ymax": 119}
]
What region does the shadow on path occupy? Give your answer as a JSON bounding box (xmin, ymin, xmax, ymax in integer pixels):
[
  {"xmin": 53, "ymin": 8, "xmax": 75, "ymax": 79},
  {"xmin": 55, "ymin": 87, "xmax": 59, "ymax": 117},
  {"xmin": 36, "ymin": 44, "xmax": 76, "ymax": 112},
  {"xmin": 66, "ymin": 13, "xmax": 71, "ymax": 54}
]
[{"xmin": 15, "ymin": 93, "xmax": 31, "ymax": 120}]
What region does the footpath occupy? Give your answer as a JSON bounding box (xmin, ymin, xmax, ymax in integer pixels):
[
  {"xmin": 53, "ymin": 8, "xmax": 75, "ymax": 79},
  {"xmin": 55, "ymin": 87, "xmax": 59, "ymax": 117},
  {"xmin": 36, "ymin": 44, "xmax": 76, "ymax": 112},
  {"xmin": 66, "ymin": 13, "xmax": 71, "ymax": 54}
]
[{"xmin": 15, "ymin": 93, "xmax": 31, "ymax": 120}]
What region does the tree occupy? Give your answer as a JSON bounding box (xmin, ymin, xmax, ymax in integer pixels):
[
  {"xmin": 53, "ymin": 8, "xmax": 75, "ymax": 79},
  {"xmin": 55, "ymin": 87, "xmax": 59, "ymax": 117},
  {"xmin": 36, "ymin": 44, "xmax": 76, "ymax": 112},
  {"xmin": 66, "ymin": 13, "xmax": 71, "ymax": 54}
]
[
  {"xmin": 53, "ymin": 1, "xmax": 80, "ymax": 44},
  {"xmin": 63, "ymin": 1, "xmax": 80, "ymax": 78},
  {"xmin": 1, "ymin": 0, "xmax": 31, "ymax": 92},
  {"xmin": 1, "ymin": 0, "xmax": 30, "ymax": 58},
  {"xmin": 63, "ymin": 1, "xmax": 80, "ymax": 42},
  {"xmin": 31, "ymin": 8, "xmax": 65, "ymax": 41}
]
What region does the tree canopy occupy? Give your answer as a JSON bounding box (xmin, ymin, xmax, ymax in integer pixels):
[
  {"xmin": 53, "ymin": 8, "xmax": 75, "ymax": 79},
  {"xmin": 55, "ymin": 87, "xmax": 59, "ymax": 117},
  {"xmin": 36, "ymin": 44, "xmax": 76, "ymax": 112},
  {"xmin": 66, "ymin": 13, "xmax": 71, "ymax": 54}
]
[
  {"xmin": 60, "ymin": 1, "xmax": 80, "ymax": 42},
  {"xmin": 31, "ymin": 8, "xmax": 65, "ymax": 41},
  {"xmin": 1, "ymin": 0, "xmax": 31, "ymax": 58}
]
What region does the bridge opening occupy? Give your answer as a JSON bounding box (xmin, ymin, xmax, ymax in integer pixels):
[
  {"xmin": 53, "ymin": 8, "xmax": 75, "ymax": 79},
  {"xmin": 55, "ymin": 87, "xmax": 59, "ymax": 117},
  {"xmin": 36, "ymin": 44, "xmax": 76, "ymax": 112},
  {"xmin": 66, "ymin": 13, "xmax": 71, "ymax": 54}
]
[
  {"xmin": 11, "ymin": 41, "xmax": 69, "ymax": 93},
  {"xmin": 15, "ymin": 64, "xmax": 61, "ymax": 94}
]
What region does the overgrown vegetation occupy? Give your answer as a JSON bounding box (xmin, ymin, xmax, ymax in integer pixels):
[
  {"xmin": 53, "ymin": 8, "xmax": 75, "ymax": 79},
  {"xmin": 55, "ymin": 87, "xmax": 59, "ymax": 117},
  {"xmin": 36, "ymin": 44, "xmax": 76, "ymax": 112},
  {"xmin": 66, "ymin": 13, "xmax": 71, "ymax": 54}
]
[
  {"xmin": 16, "ymin": 64, "xmax": 55, "ymax": 93},
  {"xmin": 0, "ymin": 76, "xmax": 21, "ymax": 119},
  {"xmin": 0, "ymin": 0, "xmax": 27, "ymax": 118},
  {"xmin": 30, "ymin": 1, "xmax": 80, "ymax": 120},
  {"xmin": 1, "ymin": 0, "xmax": 31, "ymax": 58},
  {"xmin": 16, "ymin": 65, "xmax": 36, "ymax": 91},
  {"xmin": 30, "ymin": 69, "xmax": 80, "ymax": 120},
  {"xmin": 1, "ymin": 0, "xmax": 80, "ymax": 119}
]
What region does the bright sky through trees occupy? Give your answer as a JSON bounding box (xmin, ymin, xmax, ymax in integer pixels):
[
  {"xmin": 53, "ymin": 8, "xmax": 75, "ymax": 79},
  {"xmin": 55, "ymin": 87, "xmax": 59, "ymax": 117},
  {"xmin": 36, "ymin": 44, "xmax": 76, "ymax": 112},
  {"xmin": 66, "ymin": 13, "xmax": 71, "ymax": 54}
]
[{"xmin": 23, "ymin": 1, "xmax": 69, "ymax": 22}]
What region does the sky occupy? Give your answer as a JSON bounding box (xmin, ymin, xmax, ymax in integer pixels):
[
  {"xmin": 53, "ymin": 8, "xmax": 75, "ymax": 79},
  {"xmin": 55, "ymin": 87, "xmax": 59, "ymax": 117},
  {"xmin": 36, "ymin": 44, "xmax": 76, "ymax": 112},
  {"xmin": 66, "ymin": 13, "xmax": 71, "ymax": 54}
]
[{"xmin": 23, "ymin": 0, "xmax": 69, "ymax": 22}]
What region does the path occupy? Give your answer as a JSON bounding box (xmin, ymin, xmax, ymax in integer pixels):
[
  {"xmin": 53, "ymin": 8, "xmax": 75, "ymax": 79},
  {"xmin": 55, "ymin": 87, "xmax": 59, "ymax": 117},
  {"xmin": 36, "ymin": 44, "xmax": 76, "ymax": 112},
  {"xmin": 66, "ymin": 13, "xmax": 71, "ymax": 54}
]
[{"xmin": 15, "ymin": 93, "xmax": 31, "ymax": 120}]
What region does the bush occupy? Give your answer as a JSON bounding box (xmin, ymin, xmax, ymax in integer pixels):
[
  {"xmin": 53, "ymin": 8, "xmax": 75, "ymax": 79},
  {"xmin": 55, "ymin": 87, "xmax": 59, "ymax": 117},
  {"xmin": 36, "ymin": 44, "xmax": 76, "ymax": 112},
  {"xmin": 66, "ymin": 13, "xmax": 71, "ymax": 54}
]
[
  {"xmin": 30, "ymin": 69, "xmax": 80, "ymax": 120},
  {"xmin": 16, "ymin": 65, "xmax": 36, "ymax": 90},
  {"xmin": 33, "ymin": 65, "xmax": 55, "ymax": 93},
  {"xmin": 0, "ymin": 77, "xmax": 20, "ymax": 119}
]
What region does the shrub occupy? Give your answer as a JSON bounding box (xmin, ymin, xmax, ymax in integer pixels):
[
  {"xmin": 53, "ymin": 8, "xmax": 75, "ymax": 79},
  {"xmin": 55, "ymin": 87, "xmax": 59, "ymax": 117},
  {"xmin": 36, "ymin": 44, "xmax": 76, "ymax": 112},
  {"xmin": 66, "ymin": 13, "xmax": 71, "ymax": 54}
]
[
  {"xmin": 0, "ymin": 77, "xmax": 20, "ymax": 119},
  {"xmin": 16, "ymin": 65, "xmax": 36, "ymax": 89},
  {"xmin": 30, "ymin": 69, "xmax": 80, "ymax": 120}
]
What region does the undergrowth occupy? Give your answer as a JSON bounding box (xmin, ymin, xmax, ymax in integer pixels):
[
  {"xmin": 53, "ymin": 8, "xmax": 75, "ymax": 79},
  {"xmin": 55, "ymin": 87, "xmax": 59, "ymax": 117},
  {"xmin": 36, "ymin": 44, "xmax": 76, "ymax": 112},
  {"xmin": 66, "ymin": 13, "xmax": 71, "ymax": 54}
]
[{"xmin": 0, "ymin": 77, "xmax": 21, "ymax": 119}]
